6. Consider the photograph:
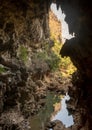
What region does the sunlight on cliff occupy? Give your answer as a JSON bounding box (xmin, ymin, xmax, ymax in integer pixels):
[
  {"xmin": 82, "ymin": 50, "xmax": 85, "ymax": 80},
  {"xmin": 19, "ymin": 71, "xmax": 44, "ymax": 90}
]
[
  {"xmin": 49, "ymin": 3, "xmax": 76, "ymax": 77},
  {"xmin": 50, "ymin": 3, "xmax": 75, "ymax": 43}
]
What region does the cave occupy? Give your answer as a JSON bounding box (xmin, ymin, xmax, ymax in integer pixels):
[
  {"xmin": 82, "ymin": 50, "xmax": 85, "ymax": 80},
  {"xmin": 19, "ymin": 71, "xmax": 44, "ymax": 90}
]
[{"xmin": 0, "ymin": 0, "xmax": 92, "ymax": 130}]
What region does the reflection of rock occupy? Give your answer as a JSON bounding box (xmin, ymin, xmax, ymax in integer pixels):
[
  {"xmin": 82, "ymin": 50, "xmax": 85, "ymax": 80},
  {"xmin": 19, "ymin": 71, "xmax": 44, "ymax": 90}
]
[
  {"xmin": 46, "ymin": 120, "xmax": 72, "ymax": 130},
  {"xmin": 51, "ymin": 102, "xmax": 61, "ymax": 120},
  {"xmin": 54, "ymin": 102, "xmax": 61, "ymax": 113},
  {"xmin": 53, "ymin": 120, "xmax": 65, "ymax": 130},
  {"xmin": 45, "ymin": 121, "xmax": 56, "ymax": 129},
  {"xmin": 46, "ymin": 120, "xmax": 65, "ymax": 130}
]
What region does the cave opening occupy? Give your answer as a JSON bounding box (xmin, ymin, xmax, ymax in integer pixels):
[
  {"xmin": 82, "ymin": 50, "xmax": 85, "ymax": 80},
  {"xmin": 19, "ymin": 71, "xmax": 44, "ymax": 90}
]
[
  {"xmin": 50, "ymin": 3, "xmax": 75, "ymax": 43},
  {"xmin": 30, "ymin": 3, "xmax": 78, "ymax": 130},
  {"xmin": 0, "ymin": 0, "xmax": 92, "ymax": 130},
  {"xmin": 49, "ymin": 2, "xmax": 77, "ymax": 78}
]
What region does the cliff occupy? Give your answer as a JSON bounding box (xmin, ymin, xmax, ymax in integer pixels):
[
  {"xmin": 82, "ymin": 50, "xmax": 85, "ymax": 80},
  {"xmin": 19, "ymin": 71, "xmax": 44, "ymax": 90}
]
[
  {"xmin": 0, "ymin": 0, "xmax": 92, "ymax": 130},
  {"xmin": 0, "ymin": 0, "xmax": 50, "ymax": 129},
  {"xmin": 49, "ymin": 10, "xmax": 62, "ymax": 43},
  {"xmin": 59, "ymin": 0, "xmax": 92, "ymax": 129}
]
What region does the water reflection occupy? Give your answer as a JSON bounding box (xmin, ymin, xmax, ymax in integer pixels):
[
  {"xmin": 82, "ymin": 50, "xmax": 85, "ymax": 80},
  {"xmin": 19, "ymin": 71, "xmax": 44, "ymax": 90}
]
[
  {"xmin": 51, "ymin": 93, "xmax": 74, "ymax": 128},
  {"xmin": 30, "ymin": 92, "xmax": 74, "ymax": 130}
]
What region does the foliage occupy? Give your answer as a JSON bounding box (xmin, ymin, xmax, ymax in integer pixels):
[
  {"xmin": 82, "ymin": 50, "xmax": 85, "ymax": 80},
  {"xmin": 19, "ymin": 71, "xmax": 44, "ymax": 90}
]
[
  {"xmin": 33, "ymin": 38, "xmax": 76, "ymax": 75},
  {"xmin": 0, "ymin": 66, "xmax": 6, "ymax": 73},
  {"xmin": 39, "ymin": 92, "xmax": 62, "ymax": 122},
  {"xmin": 60, "ymin": 57, "xmax": 76, "ymax": 77},
  {"xmin": 46, "ymin": 51, "xmax": 61, "ymax": 71},
  {"xmin": 34, "ymin": 45, "xmax": 61, "ymax": 72},
  {"xmin": 51, "ymin": 38, "xmax": 76, "ymax": 77},
  {"xmin": 19, "ymin": 46, "xmax": 28, "ymax": 63}
]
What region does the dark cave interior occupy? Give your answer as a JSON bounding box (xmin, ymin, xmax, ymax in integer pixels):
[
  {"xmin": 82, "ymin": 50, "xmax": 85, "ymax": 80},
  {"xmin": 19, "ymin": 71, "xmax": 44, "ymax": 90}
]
[{"xmin": 0, "ymin": 0, "xmax": 92, "ymax": 129}]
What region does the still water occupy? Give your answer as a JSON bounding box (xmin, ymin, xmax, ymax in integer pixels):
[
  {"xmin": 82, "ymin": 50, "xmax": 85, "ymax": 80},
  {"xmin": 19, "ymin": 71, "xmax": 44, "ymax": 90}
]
[
  {"xmin": 51, "ymin": 93, "xmax": 74, "ymax": 128},
  {"xmin": 30, "ymin": 92, "xmax": 74, "ymax": 130}
]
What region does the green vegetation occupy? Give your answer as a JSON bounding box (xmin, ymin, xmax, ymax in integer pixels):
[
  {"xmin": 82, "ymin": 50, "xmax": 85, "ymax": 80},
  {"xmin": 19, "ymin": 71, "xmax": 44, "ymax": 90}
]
[
  {"xmin": 51, "ymin": 39, "xmax": 76, "ymax": 77},
  {"xmin": 34, "ymin": 44, "xmax": 61, "ymax": 72},
  {"xmin": 19, "ymin": 46, "xmax": 28, "ymax": 63},
  {"xmin": 0, "ymin": 66, "xmax": 6, "ymax": 73},
  {"xmin": 30, "ymin": 92, "xmax": 63, "ymax": 130},
  {"xmin": 60, "ymin": 57, "xmax": 76, "ymax": 76},
  {"xmin": 33, "ymin": 38, "xmax": 76, "ymax": 76},
  {"xmin": 43, "ymin": 92, "xmax": 61, "ymax": 117}
]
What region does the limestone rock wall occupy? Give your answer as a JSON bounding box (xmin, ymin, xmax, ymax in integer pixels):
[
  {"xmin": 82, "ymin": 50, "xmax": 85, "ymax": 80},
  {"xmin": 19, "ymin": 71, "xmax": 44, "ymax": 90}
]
[
  {"xmin": 0, "ymin": 0, "xmax": 50, "ymax": 130},
  {"xmin": 49, "ymin": 10, "xmax": 62, "ymax": 43},
  {"xmin": 59, "ymin": 0, "xmax": 92, "ymax": 129},
  {"xmin": 0, "ymin": 0, "xmax": 92, "ymax": 130},
  {"xmin": 0, "ymin": 0, "xmax": 49, "ymax": 56},
  {"xmin": 60, "ymin": 0, "xmax": 92, "ymax": 79}
]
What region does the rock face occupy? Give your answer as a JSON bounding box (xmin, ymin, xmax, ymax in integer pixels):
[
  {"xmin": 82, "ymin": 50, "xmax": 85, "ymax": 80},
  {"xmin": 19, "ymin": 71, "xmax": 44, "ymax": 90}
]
[
  {"xmin": 49, "ymin": 10, "xmax": 62, "ymax": 43},
  {"xmin": 59, "ymin": 0, "xmax": 92, "ymax": 79},
  {"xmin": 0, "ymin": 0, "xmax": 92, "ymax": 130},
  {"xmin": 0, "ymin": 0, "xmax": 50, "ymax": 130},
  {"xmin": 59, "ymin": 0, "xmax": 92, "ymax": 129}
]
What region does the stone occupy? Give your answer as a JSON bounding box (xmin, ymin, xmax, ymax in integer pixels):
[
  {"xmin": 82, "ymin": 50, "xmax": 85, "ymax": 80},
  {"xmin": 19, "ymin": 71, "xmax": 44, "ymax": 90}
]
[{"xmin": 0, "ymin": 0, "xmax": 92, "ymax": 130}]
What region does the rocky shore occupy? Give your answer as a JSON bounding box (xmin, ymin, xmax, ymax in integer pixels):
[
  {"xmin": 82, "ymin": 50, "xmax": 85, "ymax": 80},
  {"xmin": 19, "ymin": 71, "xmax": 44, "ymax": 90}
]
[
  {"xmin": 0, "ymin": 55, "xmax": 72, "ymax": 130},
  {"xmin": 0, "ymin": 56, "xmax": 90, "ymax": 130}
]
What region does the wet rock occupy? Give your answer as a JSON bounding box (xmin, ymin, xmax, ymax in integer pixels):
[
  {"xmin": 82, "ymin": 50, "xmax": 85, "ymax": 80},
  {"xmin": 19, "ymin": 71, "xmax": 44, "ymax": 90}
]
[
  {"xmin": 46, "ymin": 120, "xmax": 66, "ymax": 130},
  {"xmin": 53, "ymin": 120, "xmax": 65, "ymax": 130},
  {"xmin": 46, "ymin": 121, "xmax": 56, "ymax": 128}
]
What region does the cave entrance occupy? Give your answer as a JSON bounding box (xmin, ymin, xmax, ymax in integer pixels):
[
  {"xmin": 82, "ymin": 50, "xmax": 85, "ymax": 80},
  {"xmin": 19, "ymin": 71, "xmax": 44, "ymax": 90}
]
[
  {"xmin": 49, "ymin": 3, "xmax": 76, "ymax": 77},
  {"xmin": 30, "ymin": 3, "xmax": 77, "ymax": 130},
  {"xmin": 50, "ymin": 3, "xmax": 75, "ymax": 43}
]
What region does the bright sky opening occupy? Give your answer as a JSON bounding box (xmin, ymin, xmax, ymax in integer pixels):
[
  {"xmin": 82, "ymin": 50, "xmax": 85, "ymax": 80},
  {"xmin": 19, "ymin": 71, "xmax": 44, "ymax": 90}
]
[{"xmin": 51, "ymin": 3, "xmax": 75, "ymax": 43}]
